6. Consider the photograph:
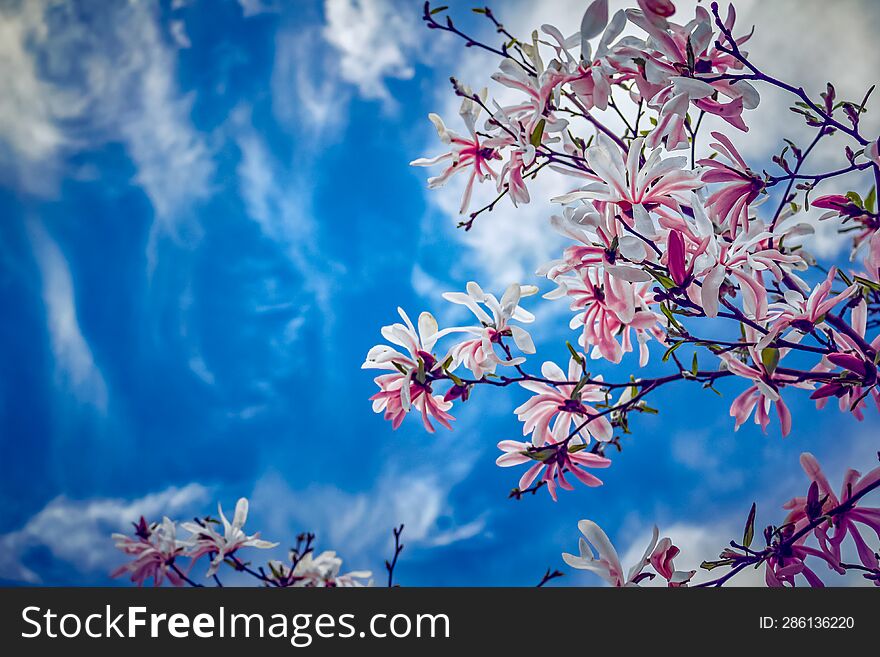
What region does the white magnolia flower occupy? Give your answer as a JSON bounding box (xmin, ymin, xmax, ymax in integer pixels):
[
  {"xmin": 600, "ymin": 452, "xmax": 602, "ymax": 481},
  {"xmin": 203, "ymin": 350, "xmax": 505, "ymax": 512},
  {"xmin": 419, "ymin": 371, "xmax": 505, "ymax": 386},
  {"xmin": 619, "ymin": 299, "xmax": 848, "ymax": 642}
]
[
  {"xmin": 562, "ymin": 519, "xmax": 657, "ymax": 586},
  {"xmin": 181, "ymin": 498, "xmax": 278, "ymax": 577},
  {"xmin": 281, "ymin": 550, "xmax": 372, "ymax": 587},
  {"xmin": 438, "ymin": 282, "xmax": 538, "ymax": 378}
]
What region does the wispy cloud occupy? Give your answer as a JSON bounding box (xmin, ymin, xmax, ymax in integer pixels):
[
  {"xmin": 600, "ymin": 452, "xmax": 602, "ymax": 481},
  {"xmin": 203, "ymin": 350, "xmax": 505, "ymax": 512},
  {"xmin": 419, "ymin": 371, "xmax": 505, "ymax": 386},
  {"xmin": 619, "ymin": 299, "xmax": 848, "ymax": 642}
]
[
  {"xmin": 0, "ymin": 484, "xmax": 208, "ymax": 584},
  {"xmin": 0, "ymin": 0, "xmax": 213, "ymax": 226},
  {"xmin": 250, "ymin": 466, "xmax": 487, "ymax": 568},
  {"xmin": 231, "ymin": 105, "xmax": 341, "ymax": 316},
  {"xmin": 27, "ymin": 220, "xmax": 107, "ymax": 411},
  {"xmin": 322, "ymin": 0, "xmax": 421, "ymax": 106},
  {"xmin": 272, "ymin": 28, "xmax": 351, "ymax": 138}
]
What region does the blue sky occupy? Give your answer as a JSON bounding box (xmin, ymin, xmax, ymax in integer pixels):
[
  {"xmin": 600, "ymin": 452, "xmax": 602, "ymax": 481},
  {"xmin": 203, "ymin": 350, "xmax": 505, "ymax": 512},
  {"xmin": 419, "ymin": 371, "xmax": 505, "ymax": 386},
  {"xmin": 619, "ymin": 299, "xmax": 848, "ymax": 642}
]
[{"xmin": 1, "ymin": 0, "xmax": 879, "ymax": 587}]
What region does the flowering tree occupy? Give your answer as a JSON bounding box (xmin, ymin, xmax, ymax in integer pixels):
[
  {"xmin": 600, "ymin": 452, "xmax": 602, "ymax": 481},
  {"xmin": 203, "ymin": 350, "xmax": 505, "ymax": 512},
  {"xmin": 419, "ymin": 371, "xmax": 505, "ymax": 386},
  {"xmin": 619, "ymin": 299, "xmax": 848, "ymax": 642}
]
[
  {"xmin": 111, "ymin": 497, "xmax": 404, "ymax": 588},
  {"xmin": 113, "ymin": 0, "xmax": 880, "ymax": 588},
  {"xmin": 361, "ymin": 0, "xmax": 880, "ymax": 586}
]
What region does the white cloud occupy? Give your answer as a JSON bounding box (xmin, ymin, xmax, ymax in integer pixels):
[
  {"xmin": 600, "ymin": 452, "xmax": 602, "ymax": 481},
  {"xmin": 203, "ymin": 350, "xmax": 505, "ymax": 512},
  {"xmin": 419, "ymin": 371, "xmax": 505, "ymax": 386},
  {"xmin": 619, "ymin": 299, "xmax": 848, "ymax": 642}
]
[
  {"xmin": 27, "ymin": 220, "xmax": 108, "ymax": 410},
  {"xmin": 0, "ymin": 484, "xmax": 208, "ymax": 583},
  {"xmin": 272, "ymin": 28, "xmax": 351, "ymax": 137},
  {"xmin": 322, "ymin": 0, "xmax": 421, "ymax": 105},
  {"xmin": 250, "ymin": 467, "xmax": 486, "ymax": 565},
  {"xmin": 238, "ymin": 0, "xmax": 280, "ymax": 18},
  {"xmin": 0, "ymin": 0, "xmax": 213, "ymax": 224},
  {"xmin": 231, "ymin": 106, "xmax": 340, "ymax": 314},
  {"xmin": 0, "ymin": 1, "xmax": 72, "ymax": 194}
]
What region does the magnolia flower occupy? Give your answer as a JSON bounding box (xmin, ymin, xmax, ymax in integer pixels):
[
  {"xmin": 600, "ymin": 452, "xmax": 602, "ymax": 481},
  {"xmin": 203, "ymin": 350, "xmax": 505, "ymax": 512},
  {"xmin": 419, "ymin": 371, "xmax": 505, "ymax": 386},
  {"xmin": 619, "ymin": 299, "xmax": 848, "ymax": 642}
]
[
  {"xmin": 112, "ymin": 517, "xmax": 186, "ymax": 587},
  {"xmin": 363, "ymin": 308, "xmax": 455, "ymax": 432},
  {"xmin": 698, "ymin": 132, "xmax": 764, "ymax": 236},
  {"xmin": 555, "ymin": 267, "xmax": 665, "ymax": 364},
  {"xmin": 271, "ymin": 550, "xmax": 373, "ymax": 588},
  {"xmin": 514, "ymin": 356, "xmax": 613, "ymax": 446},
  {"xmin": 439, "ymin": 282, "xmax": 537, "ymax": 379},
  {"xmin": 721, "ymin": 333, "xmax": 813, "ymax": 436},
  {"xmin": 410, "ymin": 90, "xmax": 509, "ymax": 214},
  {"xmin": 553, "ymin": 136, "xmax": 703, "ymax": 215},
  {"xmin": 782, "ymin": 453, "xmax": 880, "ymax": 577},
  {"xmin": 687, "ymin": 198, "xmax": 803, "ymax": 320},
  {"xmin": 763, "ymin": 541, "xmax": 836, "ymax": 588},
  {"xmin": 650, "ymin": 537, "xmax": 695, "ymax": 586},
  {"xmin": 538, "ymin": 202, "xmax": 652, "ymax": 283},
  {"xmin": 627, "ymin": 4, "xmax": 758, "ymax": 145},
  {"xmin": 758, "ymin": 266, "xmax": 857, "ymax": 350},
  {"xmin": 181, "ymin": 498, "xmax": 278, "ymax": 577},
  {"xmin": 562, "ymin": 520, "xmax": 657, "ymax": 586},
  {"xmin": 497, "ymin": 439, "xmax": 611, "ymax": 500},
  {"xmin": 491, "ymin": 58, "xmax": 578, "ymax": 136},
  {"xmin": 809, "ymin": 299, "xmax": 880, "ymax": 419},
  {"xmin": 637, "ymin": 0, "xmax": 675, "ymax": 25},
  {"xmin": 497, "ymin": 146, "xmax": 534, "ymax": 206}
]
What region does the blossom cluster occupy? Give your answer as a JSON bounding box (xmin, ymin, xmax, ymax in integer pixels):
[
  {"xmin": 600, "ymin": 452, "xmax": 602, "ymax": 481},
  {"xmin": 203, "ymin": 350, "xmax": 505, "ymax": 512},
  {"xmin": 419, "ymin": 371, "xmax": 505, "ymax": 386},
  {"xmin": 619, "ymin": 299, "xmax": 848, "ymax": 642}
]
[
  {"xmin": 564, "ymin": 452, "xmax": 880, "ymax": 587},
  {"xmin": 111, "ymin": 498, "xmax": 374, "ymax": 588},
  {"xmin": 365, "ymin": 0, "xmax": 880, "ymax": 506}
]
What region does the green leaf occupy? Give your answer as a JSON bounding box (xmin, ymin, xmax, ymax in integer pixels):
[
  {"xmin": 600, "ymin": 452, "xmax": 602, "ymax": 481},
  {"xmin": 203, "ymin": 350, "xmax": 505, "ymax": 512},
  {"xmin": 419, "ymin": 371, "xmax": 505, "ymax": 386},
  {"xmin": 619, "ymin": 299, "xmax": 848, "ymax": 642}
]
[
  {"xmin": 430, "ymin": 5, "xmax": 449, "ymax": 14},
  {"xmin": 530, "ymin": 119, "xmax": 546, "ymax": 148},
  {"xmin": 743, "ymin": 502, "xmax": 757, "ymax": 548},
  {"xmin": 645, "ymin": 266, "xmax": 676, "ymax": 289},
  {"xmin": 865, "ymin": 185, "xmax": 877, "ymax": 214},
  {"xmin": 760, "ymin": 347, "xmax": 780, "ymax": 375},
  {"xmin": 658, "ymin": 303, "xmax": 684, "ymax": 332},
  {"xmin": 661, "ymin": 340, "xmax": 684, "ymax": 363},
  {"xmin": 566, "ymin": 341, "xmax": 585, "ymax": 367},
  {"xmin": 691, "ymin": 353, "xmax": 699, "ymax": 376},
  {"xmin": 846, "ymin": 191, "xmax": 864, "ymax": 209}
]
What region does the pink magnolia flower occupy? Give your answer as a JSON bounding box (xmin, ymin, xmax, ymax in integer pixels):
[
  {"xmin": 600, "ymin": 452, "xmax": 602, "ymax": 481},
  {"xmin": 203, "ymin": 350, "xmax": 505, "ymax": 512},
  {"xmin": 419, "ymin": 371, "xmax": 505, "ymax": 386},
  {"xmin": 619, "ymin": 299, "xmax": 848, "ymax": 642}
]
[
  {"xmin": 698, "ymin": 132, "xmax": 764, "ymax": 236},
  {"xmin": 554, "ymin": 267, "xmax": 666, "ymax": 364},
  {"xmin": 410, "ymin": 90, "xmax": 508, "ymax": 214},
  {"xmin": 688, "ymin": 202, "xmax": 803, "ymax": 320},
  {"xmin": 758, "ymin": 266, "xmax": 858, "ymax": 350},
  {"xmin": 568, "ymin": 5, "xmax": 628, "ymax": 111},
  {"xmin": 363, "ymin": 308, "xmax": 455, "ymax": 432},
  {"xmin": 811, "ymin": 194, "xmax": 861, "ymax": 215},
  {"xmin": 627, "ymin": 5, "xmax": 759, "ymax": 144},
  {"xmin": 439, "ymin": 282, "xmax": 537, "ymax": 379},
  {"xmin": 553, "ymin": 136, "xmax": 703, "ymax": 216},
  {"xmin": 650, "ymin": 537, "xmax": 695, "ymax": 586},
  {"xmin": 562, "ymin": 520, "xmax": 658, "ymax": 586},
  {"xmin": 781, "ymin": 453, "xmax": 880, "ymax": 580},
  {"xmin": 497, "ymin": 146, "xmax": 534, "ymax": 206},
  {"xmin": 810, "ymin": 300, "xmax": 880, "ymax": 418},
  {"xmin": 181, "ymin": 498, "xmax": 278, "ymax": 577},
  {"xmin": 112, "ymin": 517, "xmax": 186, "ymax": 587},
  {"xmin": 493, "ymin": 61, "xmax": 573, "ymax": 130},
  {"xmin": 496, "ymin": 439, "xmax": 611, "ymax": 500},
  {"xmin": 721, "ymin": 332, "xmax": 813, "ymax": 436},
  {"xmin": 638, "ymin": 0, "xmax": 675, "ymax": 24},
  {"xmin": 763, "ymin": 540, "xmax": 836, "ymax": 588},
  {"xmin": 514, "ymin": 356, "xmax": 613, "ymax": 446},
  {"xmin": 539, "ymin": 202, "xmax": 652, "ymax": 283}
]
